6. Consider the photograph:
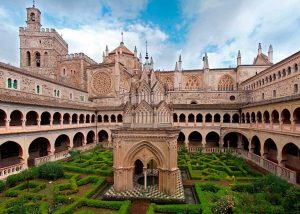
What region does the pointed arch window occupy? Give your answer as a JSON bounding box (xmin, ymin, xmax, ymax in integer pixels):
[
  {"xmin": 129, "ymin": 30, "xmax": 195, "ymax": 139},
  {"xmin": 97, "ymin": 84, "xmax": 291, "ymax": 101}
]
[
  {"xmin": 7, "ymin": 78, "xmax": 12, "ymax": 88},
  {"xmin": 35, "ymin": 52, "xmax": 41, "ymax": 67},
  {"xmin": 26, "ymin": 51, "xmax": 31, "ymax": 66},
  {"xmin": 30, "ymin": 12, "xmax": 36, "ymax": 21},
  {"xmin": 13, "ymin": 80, "xmax": 18, "ymax": 89}
]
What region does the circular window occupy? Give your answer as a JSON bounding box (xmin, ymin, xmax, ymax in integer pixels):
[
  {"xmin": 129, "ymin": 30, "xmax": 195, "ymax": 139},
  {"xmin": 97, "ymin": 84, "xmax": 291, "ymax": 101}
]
[
  {"xmin": 230, "ymin": 95, "xmax": 235, "ymax": 101},
  {"xmin": 92, "ymin": 72, "xmax": 112, "ymax": 95}
]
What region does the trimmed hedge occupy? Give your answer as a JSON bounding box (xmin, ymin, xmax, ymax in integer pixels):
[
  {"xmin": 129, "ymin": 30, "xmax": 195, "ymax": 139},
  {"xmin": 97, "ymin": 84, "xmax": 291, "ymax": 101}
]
[
  {"xmin": 0, "ymin": 180, "xmax": 5, "ymax": 193},
  {"xmin": 37, "ymin": 162, "xmax": 64, "ymax": 180},
  {"xmin": 154, "ymin": 204, "xmax": 202, "ymax": 214}
]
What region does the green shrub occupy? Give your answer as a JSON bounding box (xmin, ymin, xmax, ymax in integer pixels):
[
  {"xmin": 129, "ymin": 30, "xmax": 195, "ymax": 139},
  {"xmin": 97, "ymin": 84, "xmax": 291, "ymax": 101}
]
[
  {"xmin": 253, "ymin": 175, "xmax": 290, "ymax": 194},
  {"xmin": 231, "ymin": 183, "xmax": 255, "ymax": 193},
  {"xmin": 264, "ymin": 193, "xmax": 281, "ymax": 205},
  {"xmin": 212, "ymin": 195, "xmax": 235, "ymax": 214},
  {"xmin": 0, "ymin": 180, "xmax": 5, "ymax": 192},
  {"xmin": 265, "ymin": 206, "xmax": 285, "ymax": 214},
  {"xmin": 37, "ymin": 162, "xmax": 64, "ymax": 180},
  {"xmin": 6, "ymin": 173, "xmax": 25, "ymax": 187},
  {"xmin": 283, "ymin": 186, "xmax": 300, "ymax": 211},
  {"xmin": 155, "ymin": 204, "xmax": 202, "ymax": 214},
  {"xmin": 199, "ymin": 183, "xmax": 220, "ymax": 193}
]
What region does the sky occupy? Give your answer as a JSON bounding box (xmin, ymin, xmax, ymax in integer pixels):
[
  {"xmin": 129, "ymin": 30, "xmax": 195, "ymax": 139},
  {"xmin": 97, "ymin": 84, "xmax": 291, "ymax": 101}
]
[{"xmin": 0, "ymin": 0, "xmax": 300, "ymax": 70}]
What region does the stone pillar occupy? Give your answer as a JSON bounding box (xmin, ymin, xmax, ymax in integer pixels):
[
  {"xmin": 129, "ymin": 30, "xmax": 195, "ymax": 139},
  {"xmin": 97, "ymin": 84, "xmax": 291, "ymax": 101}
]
[
  {"xmin": 50, "ymin": 119, "xmax": 53, "ymax": 127},
  {"xmin": 237, "ymin": 134, "xmax": 242, "ymax": 149},
  {"xmin": 37, "ymin": 119, "xmax": 41, "ymax": 128},
  {"xmin": 5, "ymin": 119, "xmax": 10, "ymax": 131},
  {"xmin": 143, "ymin": 167, "xmax": 147, "ymax": 191},
  {"xmin": 60, "ymin": 118, "xmax": 63, "ymax": 127},
  {"xmin": 22, "ymin": 119, "xmax": 26, "ymax": 130},
  {"xmin": 291, "ymin": 120, "xmax": 295, "ymax": 131}
]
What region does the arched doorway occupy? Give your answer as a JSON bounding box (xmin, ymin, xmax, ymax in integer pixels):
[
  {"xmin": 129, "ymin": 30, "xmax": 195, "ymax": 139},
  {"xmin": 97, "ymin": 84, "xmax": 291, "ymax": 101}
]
[
  {"xmin": 53, "ymin": 112, "xmax": 61, "ymax": 125},
  {"xmin": 205, "ymin": 132, "xmax": 220, "ymax": 147},
  {"xmin": 10, "ymin": 110, "xmax": 23, "ymax": 126},
  {"xmin": 282, "ymin": 143, "xmax": 300, "ymax": 173},
  {"xmin": 0, "ymin": 141, "xmax": 23, "ymax": 168},
  {"xmin": 177, "ymin": 132, "xmax": 185, "ymax": 147},
  {"xmin": 26, "ymin": 111, "xmax": 38, "ymax": 126},
  {"xmin": 137, "ymin": 159, "xmax": 158, "ymax": 187},
  {"xmin": 72, "ymin": 114, "xmax": 78, "ymax": 124},
  {"xmin": 73, "ymin": 132, "xmax": 84, "ymax": 148},
  {"xmin": 55, "ymin": 134, "xmax": 70, "ymax": 153},
  {"xmin": 87, "ymin": 131, "xmax": 95, "ymax": 144},
  {"xmin": 251, "ymin": 136, "xmax": 261, "ymax": 156},
  {"xmin": 223, "ymin": 132, "xmax": 238, "ymax": 148},
  {"xmin": 134, "ymin": 159, "xmax": 143, "ymax": 175},
  {"xmin": 28, "ymin": 137, "xmax": 50, "ymax": 167},
  {"xmin": 40, "ymin": 111, "xmax": 51, "ymax": 125},
  {"xmin": 214, "ymin": 114, "xmax": 221, "ymax": 123},
  {"xmin": 63, "ymin": 113, "xmax": 70, "ymax": 124},
  {"xmin": 0, "ymin": 109, "xmax": 6, "ymax": 126},
  {"xmin": 263, "ymin": 138, "xmax": 278, "ymax": 163},
  {"xmin": 188, "ymin": 131, "xmax": 202, "ymax": 146},
  {"xmin": 98, "ymin": 130, "xmax": 109, "ymax": 142}
]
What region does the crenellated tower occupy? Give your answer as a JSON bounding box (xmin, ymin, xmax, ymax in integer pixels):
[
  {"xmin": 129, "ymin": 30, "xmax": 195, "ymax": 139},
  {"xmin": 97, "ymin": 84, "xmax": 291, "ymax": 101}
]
[{"xmin": 19, "ymin": 4, "xmax": 68, "ymax": 78}]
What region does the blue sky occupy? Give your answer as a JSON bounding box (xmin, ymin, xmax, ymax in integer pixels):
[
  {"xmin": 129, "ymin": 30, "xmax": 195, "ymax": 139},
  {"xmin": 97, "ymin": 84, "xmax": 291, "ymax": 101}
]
[{"xmin": 0, "ymin": 0, "xmax": 300, "ymax": 70}]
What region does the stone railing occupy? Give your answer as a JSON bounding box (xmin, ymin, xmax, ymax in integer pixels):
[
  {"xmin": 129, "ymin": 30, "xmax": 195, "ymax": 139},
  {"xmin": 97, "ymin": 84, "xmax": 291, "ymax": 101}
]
[
  {"xmin": 0, "ymin": 163, "xmax": 25, "ymax": 180},
  {"xmin": 34, "ymin": 155, "xmax": 53, "ymax": 166},
  {"xmin": 232, "ymin": 149, "xmax": 297, "ymax": 184},
  {"xmin": 33, "ymin": 143, "xmax": 101, "ymax": 167}
]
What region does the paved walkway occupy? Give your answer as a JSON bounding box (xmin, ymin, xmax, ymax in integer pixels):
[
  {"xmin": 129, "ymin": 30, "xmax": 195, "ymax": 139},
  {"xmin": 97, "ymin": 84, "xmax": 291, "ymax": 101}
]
[{"xmin": 129, "ymin": 199, "xmax": 150, "ymax": 214}]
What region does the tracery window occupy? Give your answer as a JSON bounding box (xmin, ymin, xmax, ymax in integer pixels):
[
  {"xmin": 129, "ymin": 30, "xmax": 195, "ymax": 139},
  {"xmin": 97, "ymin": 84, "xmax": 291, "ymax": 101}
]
[
  {"xmin": 218, "ymin": 75, "xmax": 234, "ymax": 91},
  {"xmin": 185, "ymin": 76, "xmax": 200, "ymax": 90}
]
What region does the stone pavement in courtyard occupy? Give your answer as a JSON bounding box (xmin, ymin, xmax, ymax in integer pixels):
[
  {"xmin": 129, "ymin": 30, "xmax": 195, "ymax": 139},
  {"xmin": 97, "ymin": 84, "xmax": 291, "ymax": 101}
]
[{"xmin": 104, "ymin": 169, "xmax": 185, "ymax": 202}]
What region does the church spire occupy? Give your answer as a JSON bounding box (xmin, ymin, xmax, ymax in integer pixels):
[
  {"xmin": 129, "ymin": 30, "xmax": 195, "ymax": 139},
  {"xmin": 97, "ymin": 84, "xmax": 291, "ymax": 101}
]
[
  {"xmin": 258, "ymin": 43, "xmax": 262, "ymax": 55},
  {"xmin": 105, "ymin": 45, "xmax": 109, "ymax": 56},
  {"xmin": 237, "ymin": 50, "xmax": 241, "ymax": 66},
  {"xmin": 268, "ymin": 44, "xmax": 273, "ymax": 63},
  {"xmin": 203, "ymin": 53, "xmax": 209, "ymax": 69},
  {"xmin": 33, "ymin": 0, "xmax": 35, "ymax": 7},
  {"xmin": 134, "ymin": 46, "xmax": 137, "ymax": 57},
  {"xmin": 178, "ymin": 54, "xmax": 182, "ymax": 71}
]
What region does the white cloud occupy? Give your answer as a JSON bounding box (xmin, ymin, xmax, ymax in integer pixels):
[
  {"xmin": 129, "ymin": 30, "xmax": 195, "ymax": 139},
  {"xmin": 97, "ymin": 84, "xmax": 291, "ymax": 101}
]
[
  {"xmin": 1, "ymin": 0, "xmax": 300, "ymax": 70},
  {"xmin": 179, "ymin": 0, "xmax": 300, "ymax": 69}
]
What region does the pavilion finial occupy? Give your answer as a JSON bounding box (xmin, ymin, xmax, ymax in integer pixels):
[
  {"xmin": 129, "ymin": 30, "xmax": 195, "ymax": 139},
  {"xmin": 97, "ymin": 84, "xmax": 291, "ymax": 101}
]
[
  {"xmin": 33, "ymin": 0, "xmax": 35, "ymax": 7},
  {"xmin": 145, "ymin": 40, "xmax": 149, "ymax": 60},
  {"xmin": 120, "ymin": 32, "xmax": 124, "ymax": 45}
]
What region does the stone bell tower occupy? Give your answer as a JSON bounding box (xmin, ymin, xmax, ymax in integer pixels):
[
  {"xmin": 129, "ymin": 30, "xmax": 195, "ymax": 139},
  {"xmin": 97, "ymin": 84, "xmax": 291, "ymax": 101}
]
[{"xmin": 19, "ymin": 3, "xmax": 68, "ymax": 78}]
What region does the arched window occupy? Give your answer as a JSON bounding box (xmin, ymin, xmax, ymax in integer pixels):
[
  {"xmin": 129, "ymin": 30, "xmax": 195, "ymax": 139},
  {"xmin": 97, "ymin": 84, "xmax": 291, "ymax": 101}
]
[
  {"xmin": 287, "ymin": 66, "xmax": 291, "ymax": 75},
  {"xmin": 7, "ymin": 78, "xmax": 12, "ymax": 88},
  {"xmin": 294, "ymin": 63, "xmax": 298, "ymax": 72},
  {"xmin": 57, "ymin": 90, "xmax": 60, "ymax": 97},
  {"xmin": 44, "ymin": 52, "xmax": 48, "ymax": 66},
  {"xmin": 294, "ymin": 84, "xmax": 298, "ymax": 94},
  {"xmin": 26, "ymin": 51, "xmax": 31, "ymax": 66},
  {"xmin": 36, "ymin": 85, "xmax": 40, "ymax": 94},
  {"xmin": 35, "ymin": 52, "xmax": 41, "ymax": 67},
  {"xmin": 13, "ymin": 80, "xmax": 18, "ymax": 89},
  {"xmin": 218, "ymin": 75, "xmax": 234, "ymax": 91},
  {"xmin": 30, "ymin": 12, "xmax": 35, "ymax": 21}
]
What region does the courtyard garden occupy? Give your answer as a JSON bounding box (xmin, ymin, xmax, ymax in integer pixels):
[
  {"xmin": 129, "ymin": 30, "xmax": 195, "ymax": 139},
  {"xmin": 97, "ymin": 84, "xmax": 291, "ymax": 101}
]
[{"xmin": 0, "ymin": 146, "xmax": 299, "ymax": 214}]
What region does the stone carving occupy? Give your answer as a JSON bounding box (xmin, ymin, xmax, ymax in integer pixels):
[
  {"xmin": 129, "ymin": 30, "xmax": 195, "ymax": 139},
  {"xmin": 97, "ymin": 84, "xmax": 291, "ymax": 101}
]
[{"xmin": 92, "ymin": 71, "xmax": 112, "ymax": 95}]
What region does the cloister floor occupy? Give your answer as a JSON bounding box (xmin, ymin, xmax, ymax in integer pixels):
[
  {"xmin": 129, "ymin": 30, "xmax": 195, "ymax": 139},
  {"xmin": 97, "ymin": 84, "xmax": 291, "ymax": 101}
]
[{"xmin": 0, "ymin": 147, "xmax": 299, "ymax": 214}]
